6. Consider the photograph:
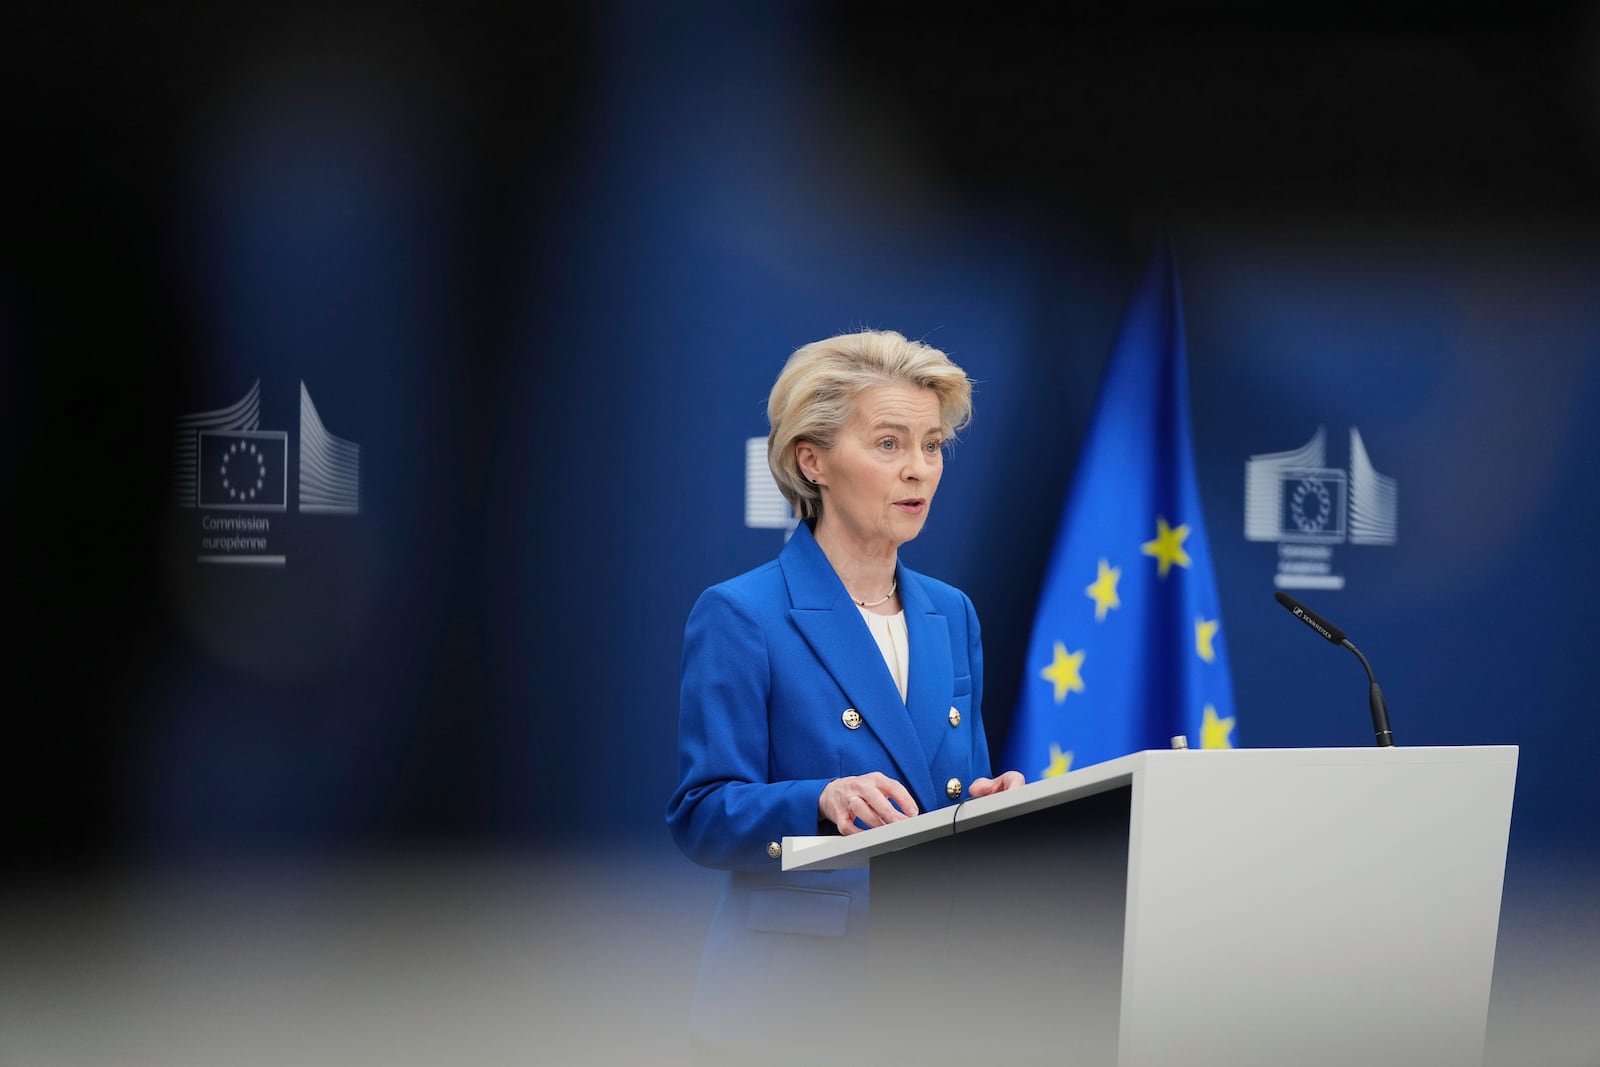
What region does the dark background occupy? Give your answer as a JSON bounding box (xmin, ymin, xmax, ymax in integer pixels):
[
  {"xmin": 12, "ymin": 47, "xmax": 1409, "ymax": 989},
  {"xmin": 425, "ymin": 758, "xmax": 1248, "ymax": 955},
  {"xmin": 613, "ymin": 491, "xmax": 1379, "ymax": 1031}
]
[{"xmin": 4, "ymin": 4, "xmax": 1597, "ymax": 1058}]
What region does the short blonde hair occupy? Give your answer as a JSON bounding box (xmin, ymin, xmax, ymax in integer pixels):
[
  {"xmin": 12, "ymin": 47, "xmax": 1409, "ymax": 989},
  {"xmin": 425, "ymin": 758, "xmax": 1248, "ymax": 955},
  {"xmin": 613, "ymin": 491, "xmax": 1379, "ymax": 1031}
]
[{"xmin": 767, "ymin": 330, "xmax": 973, "ymax": 521}]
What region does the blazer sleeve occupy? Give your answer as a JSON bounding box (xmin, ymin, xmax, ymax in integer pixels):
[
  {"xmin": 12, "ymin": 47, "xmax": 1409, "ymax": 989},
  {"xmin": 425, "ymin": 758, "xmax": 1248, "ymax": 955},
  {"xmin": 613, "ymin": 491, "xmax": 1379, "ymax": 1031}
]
[{"xmin": 666, "ymin": 585, "xmax": 834, "ymax": 870}]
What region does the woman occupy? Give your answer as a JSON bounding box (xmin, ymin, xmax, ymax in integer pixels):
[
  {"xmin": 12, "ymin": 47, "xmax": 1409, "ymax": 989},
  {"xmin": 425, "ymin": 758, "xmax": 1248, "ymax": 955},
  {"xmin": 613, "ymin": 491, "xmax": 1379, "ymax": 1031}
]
[{"xmin": 666, "ymin": 329, "xmax": 1024, "ymax": 1047}]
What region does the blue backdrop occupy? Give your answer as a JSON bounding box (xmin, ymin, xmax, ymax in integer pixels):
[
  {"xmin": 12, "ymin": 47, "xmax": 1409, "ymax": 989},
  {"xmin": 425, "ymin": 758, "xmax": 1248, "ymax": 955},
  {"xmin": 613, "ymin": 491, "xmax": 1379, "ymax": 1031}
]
[{"xmin": 6, "ymin": 2, "xmax": 1596, "ymax": 884}]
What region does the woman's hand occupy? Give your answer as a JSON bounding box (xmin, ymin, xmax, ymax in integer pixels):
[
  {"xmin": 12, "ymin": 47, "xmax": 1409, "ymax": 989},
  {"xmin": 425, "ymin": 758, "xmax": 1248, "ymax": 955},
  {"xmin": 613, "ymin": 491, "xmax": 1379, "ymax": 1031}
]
[
  {"xmin": 819, "ymin": 773, "xmax": 919, "ymax": 835},
  {"xmin": 966, "ymin": 770, "xmax": 1026, "ymax": 797}
]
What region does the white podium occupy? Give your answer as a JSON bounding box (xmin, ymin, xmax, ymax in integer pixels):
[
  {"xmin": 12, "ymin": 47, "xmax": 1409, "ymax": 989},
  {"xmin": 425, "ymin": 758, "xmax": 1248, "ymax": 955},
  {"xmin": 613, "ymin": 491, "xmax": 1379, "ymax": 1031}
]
[{"xmin": 784, "ymin": 746, "xmax": 1517, "ymax": 1067}]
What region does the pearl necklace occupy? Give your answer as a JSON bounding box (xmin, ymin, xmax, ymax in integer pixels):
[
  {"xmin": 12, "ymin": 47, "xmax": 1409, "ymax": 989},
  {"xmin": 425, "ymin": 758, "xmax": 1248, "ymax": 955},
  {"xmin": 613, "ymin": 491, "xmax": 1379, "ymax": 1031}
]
[{"xmin": 853, "ymin": 576, "xmax": 897, "ymax": 609}]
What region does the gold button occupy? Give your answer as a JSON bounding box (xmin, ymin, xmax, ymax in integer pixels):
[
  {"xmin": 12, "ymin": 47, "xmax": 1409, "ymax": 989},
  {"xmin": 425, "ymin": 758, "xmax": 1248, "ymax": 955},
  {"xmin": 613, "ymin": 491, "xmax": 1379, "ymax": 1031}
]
[
  {"xmin": 766, "ymin": 841, "xmax": 782, "ymax": 859},
  {"xmin": 842, "ymin": 708, "xmax": 862, "ymax": 730},
  {"xmin": 946, "ymin": 777, "xmax": 962, "ymax": 800},
  {"xmin": 948, "ymin": 706, "xmax": 961, "ymax": 727}
]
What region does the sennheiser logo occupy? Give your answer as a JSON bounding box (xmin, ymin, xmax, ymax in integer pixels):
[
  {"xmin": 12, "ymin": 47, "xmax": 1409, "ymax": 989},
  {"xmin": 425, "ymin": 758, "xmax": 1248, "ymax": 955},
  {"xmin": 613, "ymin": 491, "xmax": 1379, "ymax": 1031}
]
[
  {"xmin": 1292, "ymin": 605, "xmax": 1334, "ymax": 640},
  {"xmin": 1245, "ymin": 427, "xmax": 1397, "ymax": 590},
  {"xmin": 173, "ymin": 380, "xmax": 361, "ymax": 565}
]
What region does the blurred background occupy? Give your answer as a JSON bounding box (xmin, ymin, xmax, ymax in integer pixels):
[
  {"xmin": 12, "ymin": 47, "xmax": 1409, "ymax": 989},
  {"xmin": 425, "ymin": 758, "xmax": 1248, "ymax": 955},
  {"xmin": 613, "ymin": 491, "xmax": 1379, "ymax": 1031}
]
[{"xmin": 4, "ymin": 2, "xmax": 1597, "ymax": 1063}]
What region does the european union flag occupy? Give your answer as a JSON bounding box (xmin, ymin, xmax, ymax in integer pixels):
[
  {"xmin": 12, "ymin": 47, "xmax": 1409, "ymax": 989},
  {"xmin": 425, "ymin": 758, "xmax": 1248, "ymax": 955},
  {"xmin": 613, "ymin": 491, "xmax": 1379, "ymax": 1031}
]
[
  {"xmin": 198, "ymin": 430, "xmax": 289, "ymax": 511},
  {"xmin": 1005, "ymin": 246, "xmax": 1236, "ymax": 779}
]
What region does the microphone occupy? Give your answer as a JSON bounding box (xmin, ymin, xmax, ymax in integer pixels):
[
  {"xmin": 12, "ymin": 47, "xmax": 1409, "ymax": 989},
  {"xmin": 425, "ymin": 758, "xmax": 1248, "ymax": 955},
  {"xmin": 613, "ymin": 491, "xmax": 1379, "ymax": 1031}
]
[
  {"xmin": 1273, "ymin": 590, "xmax": 1345, "ymax": 645},
  {"xmin": 1273, "ymin": 591, "xmax": 1395, "ymax": 747}
]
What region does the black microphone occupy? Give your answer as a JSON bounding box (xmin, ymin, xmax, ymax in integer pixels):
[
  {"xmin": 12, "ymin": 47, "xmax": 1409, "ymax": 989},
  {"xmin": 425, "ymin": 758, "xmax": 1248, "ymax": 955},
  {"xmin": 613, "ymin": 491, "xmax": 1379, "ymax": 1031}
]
[
  {"xmin": 1273, "ymin": 590, "xmax": 1345, "ymax": 645},
  {"xmin": 1273, "ymin": 591, "xmax": 1395, "ymax": 747}
]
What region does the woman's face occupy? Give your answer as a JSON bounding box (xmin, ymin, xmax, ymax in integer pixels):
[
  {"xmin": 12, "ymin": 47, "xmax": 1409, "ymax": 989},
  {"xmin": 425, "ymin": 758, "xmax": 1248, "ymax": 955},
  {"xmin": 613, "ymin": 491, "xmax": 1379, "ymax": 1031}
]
[{"xmin": 803, "ymin": 382, "xmax": 945, "ymax": 556}]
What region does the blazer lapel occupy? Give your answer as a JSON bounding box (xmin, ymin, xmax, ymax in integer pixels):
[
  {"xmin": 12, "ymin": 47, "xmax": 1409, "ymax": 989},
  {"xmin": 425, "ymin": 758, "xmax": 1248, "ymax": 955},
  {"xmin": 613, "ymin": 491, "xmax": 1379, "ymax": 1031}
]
[
  {"xmin": 781, "ymin": 525, "xmax": 937, "ymax": 807},
  {"xmin": 900, "ymin": 568, "xmax": 955, "ymax": 774}
]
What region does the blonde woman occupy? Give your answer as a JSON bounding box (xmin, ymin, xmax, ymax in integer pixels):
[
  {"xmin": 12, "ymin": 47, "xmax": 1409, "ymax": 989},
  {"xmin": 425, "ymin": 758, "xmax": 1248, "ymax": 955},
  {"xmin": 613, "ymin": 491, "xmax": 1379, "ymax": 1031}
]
[{"xmin": 667, "ymin": 329, "xmax": 1023, "ymax": 1048}]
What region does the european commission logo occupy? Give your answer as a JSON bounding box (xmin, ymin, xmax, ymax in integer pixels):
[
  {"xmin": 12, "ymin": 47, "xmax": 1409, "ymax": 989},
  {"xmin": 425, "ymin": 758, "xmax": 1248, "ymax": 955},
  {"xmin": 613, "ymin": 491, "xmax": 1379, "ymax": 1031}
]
[
  {"xmin": 744, "ymin": 437, "xmax": 798, "ymax": 537},
  {"xmin": 1245, "ymin": 427, "xmax": 1396, "ymax": 590},
  {"xmin": 173, "ymin": 380, "xmax": 361, "ymax": 565}
]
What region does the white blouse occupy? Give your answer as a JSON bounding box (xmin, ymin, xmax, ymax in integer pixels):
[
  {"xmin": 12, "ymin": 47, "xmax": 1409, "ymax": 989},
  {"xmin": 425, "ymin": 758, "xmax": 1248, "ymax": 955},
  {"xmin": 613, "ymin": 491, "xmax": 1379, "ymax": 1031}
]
[{"xmin": 856, "ymin": 606, "xmax": 909, "ymax": 703}]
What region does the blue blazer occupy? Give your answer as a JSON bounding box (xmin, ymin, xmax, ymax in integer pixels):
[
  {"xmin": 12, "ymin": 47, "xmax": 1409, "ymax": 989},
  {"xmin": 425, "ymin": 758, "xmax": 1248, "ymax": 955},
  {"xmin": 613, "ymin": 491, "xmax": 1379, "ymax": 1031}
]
[{"xmin": 666, "ymin": 521, "xmax": 995, "ymax": 1045}]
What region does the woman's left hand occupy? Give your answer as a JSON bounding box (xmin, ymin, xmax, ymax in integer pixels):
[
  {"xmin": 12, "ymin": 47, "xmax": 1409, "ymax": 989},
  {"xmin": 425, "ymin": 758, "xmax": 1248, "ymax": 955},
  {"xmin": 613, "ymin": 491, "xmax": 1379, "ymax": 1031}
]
[{"xmin": 966, "ymin": 770, "xmax": 1026, "ymax": 797}]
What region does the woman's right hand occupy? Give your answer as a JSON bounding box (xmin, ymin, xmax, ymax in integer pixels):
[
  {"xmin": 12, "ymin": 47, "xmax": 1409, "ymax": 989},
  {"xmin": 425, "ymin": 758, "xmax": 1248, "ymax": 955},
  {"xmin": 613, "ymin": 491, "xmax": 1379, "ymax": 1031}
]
[{"xmin": 819, "ymin": 773, "xmax": 919, "ymax": 835}]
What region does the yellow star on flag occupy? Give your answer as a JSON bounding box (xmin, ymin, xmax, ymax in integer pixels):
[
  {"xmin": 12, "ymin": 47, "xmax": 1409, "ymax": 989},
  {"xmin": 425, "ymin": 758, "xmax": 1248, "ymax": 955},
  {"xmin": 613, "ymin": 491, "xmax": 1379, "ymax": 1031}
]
[
  {"xmin": 1140, "ymin": 516, "xmax": 1192, "ymax": 578},
  {"xmin": 1084, "ymin": 558, "xmax": 1121, "ymax": 622},
  {"xmin": 1194, "ymin": 616, "xmax": 1219, "ymax": 663},
  {"xmin": 1039, "ymin": 641, "xmax": 1085, "ymax": 704},
  {"xmin": 1043, "ymin": 743, "xmax": 1073, "ymax": 779},
  {"xmin": 1200, "ymin": 704, "xmax": 1235, "ymax": 749}
]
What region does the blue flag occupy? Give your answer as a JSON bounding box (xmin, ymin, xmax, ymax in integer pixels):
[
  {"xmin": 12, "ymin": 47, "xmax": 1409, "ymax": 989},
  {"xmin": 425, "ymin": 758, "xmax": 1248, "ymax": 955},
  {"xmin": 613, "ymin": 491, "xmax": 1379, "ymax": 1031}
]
[
  {"xmin": 1005, "ymin": 246, "xmax": 1237, "ymax": 779},
  {"xmin": 198, "ymin": 430, "xmax": 289, "ymax": 511}
]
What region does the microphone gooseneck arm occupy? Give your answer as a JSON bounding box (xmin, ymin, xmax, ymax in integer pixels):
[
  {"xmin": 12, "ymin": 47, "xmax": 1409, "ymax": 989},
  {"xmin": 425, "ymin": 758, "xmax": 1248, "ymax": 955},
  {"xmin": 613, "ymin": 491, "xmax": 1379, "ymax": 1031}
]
[
  {"xmin": 1340, "ymin": 639, "xmax": 1395, "ymax": 748},
  {"xmin": 1273, "ymin": 591, "xmax": 1397, "ymax": 748}
]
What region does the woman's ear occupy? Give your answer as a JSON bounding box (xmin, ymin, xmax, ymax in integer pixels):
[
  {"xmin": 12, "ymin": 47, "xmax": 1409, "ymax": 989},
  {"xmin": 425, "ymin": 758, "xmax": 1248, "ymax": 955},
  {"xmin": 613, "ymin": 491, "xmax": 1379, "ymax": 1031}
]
[{"xmin": 795, "ymin": 440, "xmax": 824, "ymax": 486}]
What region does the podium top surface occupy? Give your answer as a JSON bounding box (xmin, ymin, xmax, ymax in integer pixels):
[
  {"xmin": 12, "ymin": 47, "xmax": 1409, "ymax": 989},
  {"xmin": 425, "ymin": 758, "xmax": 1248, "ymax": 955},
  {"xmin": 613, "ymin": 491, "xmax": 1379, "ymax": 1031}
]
[{"xmin": 781, "ymin": 745, "xmax": 1518, "ymax": 872}]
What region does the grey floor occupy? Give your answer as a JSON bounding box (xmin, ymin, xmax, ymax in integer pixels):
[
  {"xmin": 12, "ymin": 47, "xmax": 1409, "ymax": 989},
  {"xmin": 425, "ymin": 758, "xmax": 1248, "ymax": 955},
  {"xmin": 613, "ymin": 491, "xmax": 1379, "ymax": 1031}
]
[{"xmin": 0, "ymin": 850, "xmax": 1593, "ymax": 1066}]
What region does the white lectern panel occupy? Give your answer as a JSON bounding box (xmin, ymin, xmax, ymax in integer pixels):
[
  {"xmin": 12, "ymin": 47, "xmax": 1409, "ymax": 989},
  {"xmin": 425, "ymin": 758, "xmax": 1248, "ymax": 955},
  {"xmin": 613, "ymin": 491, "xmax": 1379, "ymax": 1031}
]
[
  {"xmin": 781, "ymin": 746, "xmax": 1517, "ymax": 1067},
  {"xmin": 1120, "ymin": 748, "xmax": 1516, "ymax": 1067}
]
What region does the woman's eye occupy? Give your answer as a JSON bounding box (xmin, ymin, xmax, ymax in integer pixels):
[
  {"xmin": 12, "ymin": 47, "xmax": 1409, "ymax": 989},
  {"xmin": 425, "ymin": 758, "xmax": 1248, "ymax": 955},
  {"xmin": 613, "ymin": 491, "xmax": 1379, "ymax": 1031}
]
[
  {"xmin": 924, "ymin": 440, "xmax": 941, "ymax": 453},
  {"xmin": 878, "ymin": 438, "xmax": 897, "ymax": 451}
]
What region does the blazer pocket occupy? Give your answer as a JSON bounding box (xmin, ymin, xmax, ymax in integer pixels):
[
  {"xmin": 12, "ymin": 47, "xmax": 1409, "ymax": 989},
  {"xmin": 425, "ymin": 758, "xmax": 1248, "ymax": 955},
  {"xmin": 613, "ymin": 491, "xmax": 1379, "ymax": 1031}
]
[
  {"xmin": 952, "ymin": 673, "xmax": 972, "ymax": 699},
  {"xmin": 746, "ymin": 886, "xmax": 852, "ymax": 938}
]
